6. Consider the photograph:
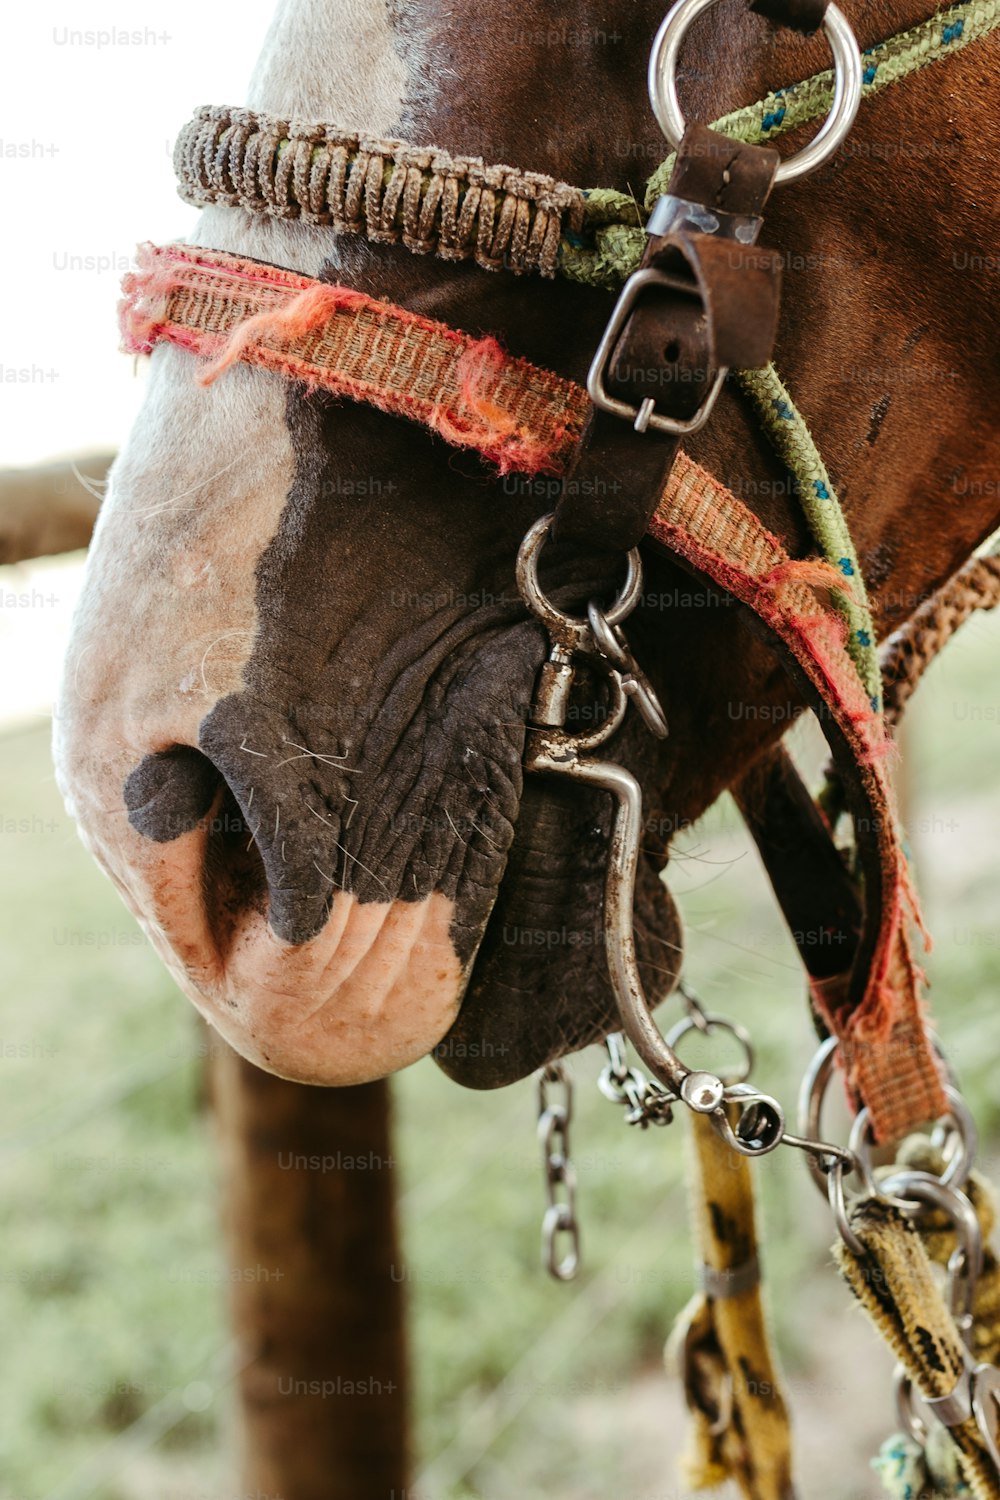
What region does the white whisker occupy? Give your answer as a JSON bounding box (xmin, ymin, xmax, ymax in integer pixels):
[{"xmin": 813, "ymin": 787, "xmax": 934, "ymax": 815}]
[
  {"xmin": 199, "ymin": 629, "xmax": 254, "ymax": 696},
  {"xmin": 313, "ymin": 859, "xmax": 343, "ymax": 889},
  {"xmin": 468, "ymin": 815, "xmax": 499, "ymax": 850},
  {"xmin": 71, "ymin": 460, "xmax": 111, "ymax": 501},
  {"xmin": 129, "ymin": 455, "xmax": 244, "ymax": 516}
]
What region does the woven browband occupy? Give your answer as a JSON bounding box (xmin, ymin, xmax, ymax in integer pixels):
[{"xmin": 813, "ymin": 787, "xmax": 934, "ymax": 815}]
[
  {"xmin": 119, "ymin": 242, "xmax": 590, "ymax": 474},
  {"xmin": 174, "ymin": 106, "xmax": 586, "ymax": 279}
]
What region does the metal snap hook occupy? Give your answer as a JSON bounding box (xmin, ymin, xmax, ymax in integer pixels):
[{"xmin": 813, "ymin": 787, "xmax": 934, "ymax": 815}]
[
  {"xmin": 587, "ymin": 602, "xmax": 669, "ymax": 739},
  {"xmin": 647, "ymin": 0, "xmax": 864, "ymax": 184}
]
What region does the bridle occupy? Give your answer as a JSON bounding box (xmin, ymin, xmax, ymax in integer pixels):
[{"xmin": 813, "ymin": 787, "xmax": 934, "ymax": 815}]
[{"xmin": 120, "ymin": 0, "xmax": 1000, "ymax": 1491}]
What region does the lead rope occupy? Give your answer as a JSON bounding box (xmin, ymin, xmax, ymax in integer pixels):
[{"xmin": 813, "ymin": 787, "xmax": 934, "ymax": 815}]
[
  {"xmin": 835, "ymin": 1138, "xmax": 1000, "ymax": 1500},
  {"xmin": 671, "ymin": 1104, "xmax": 796, "ymax": 1500},
  {"xmin": 882, "ymin": 543, "xmax": 1000, "ymax": 729}
]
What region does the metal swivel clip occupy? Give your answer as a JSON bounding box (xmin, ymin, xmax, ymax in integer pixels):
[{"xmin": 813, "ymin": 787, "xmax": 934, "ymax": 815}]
[{"xmin": 516, "ymin": 513, "xmax": 786, "ymax": 1154}]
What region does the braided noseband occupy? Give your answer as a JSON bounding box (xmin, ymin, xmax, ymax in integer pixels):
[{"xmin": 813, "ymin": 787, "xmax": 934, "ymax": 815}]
[{"xmin": 173, "ymin": 107, "xmax": 585, "ymax": 279}]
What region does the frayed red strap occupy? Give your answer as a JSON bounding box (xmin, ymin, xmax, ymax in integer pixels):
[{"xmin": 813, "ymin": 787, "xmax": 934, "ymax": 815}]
[
  {"xmin": 119, "ymin": 242, "xmax": 590, "ymax": 477},
  {"xmin": 649, "ymin": 455, "xmax": 946, "ymax": 1142}
]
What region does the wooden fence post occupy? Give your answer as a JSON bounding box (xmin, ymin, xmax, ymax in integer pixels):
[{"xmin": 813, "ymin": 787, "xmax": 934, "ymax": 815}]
[
  {"xmin": 209, "ymin": 1041, "xmax": 409, "ymax": 1499},
  {"xmin": 0, "ymin": 452, "xmax": 110, "ymax": 562}
]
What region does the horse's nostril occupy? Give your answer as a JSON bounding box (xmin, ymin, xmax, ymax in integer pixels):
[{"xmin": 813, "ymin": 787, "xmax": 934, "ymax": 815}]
[
  {"xmin": 203, "ymin": 783, "xmax": 270, "ymax": 953},
  {"xmin": 123, "ymin": 745, "xmax": 220, "ymax": 843}
]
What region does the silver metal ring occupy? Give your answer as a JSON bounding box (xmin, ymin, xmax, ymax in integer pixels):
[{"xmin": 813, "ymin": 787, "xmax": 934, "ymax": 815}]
[
  {"xmin": 828, "ymin": 1156, "xmax": 867, "ymax": 1256},
  {"xmin": 895, "ymin": 1367, "xmax": 929, "ymax": 1446},
  {"xmin": 971, "ymin": 1364, "xmax": 1000, "ymax": 1469},
  {"xmin": 798, "ymin": 1036, "xmax": 856, "ymax": 1195},
  {"xmin": 849, "ymin": 1086, "xmax": 978, "ymax": 1203},
  {"xmin": 516, "ymin": 513, "xmax": 643, "ymax": 641},
  {"xmin": 798, "ymin": 1035, "xmax": 968, "ymax": 1200},
  {"xmin": 647, "ymin": 0, "xmax": 864, "ymax": 185},
  {"xmin": 879, "ymin": 1171, "xmax": 983, "ymax": 1305},
  {"xmin": 664, "ymin": 1011, "xmax": 754, "ymax": 1085}
]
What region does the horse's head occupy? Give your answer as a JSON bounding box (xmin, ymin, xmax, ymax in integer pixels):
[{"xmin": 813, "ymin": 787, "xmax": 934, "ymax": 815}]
[{"xmin": 56, "ymin": 0, "xmax": 1000, "ymax": 1087}]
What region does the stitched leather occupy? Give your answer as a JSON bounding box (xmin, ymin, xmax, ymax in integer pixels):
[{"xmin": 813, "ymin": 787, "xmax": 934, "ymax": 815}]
[
  {"xmin": 552, "ymin": 126, "xmax": 781, "ymax": 552},
  {"xmin": 750, "ymin": 0, "xmax": 830, "ymax": 35}
]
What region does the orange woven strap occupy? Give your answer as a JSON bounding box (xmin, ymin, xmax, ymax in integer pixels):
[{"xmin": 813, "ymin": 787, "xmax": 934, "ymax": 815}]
[
  {"xmin": 118, "ymin": 241, "xmax": 944, "ymax": 1140},
  {"xmin": 648, "ymin": 457, "xmax": 946, "ymax": 1141},
  {"xmin": 118, "ymin": 242, "xmax": 590, "ymax": 477}
]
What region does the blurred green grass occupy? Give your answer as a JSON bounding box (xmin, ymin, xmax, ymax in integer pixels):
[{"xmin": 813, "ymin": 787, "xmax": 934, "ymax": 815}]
[{"xmin": 1, "ymin": 605, "xmax": 998, "ymax": 1500}]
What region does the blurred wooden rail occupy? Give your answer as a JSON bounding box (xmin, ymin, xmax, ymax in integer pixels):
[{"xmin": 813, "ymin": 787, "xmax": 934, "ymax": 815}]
[
  {"xmin": 2, "ymin": 452, "xmax": 409, "ymax": 1498},
  {"xmin": 0, "ymin": 453, "xmax": 111, "ymax": 564}
]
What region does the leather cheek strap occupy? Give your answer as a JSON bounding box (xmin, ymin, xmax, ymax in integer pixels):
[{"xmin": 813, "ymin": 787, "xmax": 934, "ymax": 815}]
[
  {"xmin": 552, "ymin": 126, "xmax": 781, "ymax": 554},
  {"xmin": 750, "ymin": 0, "xmax": 830, "ymax": 35}
]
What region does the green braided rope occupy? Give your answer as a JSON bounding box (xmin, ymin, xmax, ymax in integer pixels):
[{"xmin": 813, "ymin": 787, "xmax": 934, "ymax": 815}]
[
  {"xmin": 736, "ymin": 367, "xmax": 882, "ymax": 708},
  {"xmin": 559, "ymin": 0, "xmax": 1000, "ymax": 287},
  {"xmin": 873, "ymin": 1431, "xmax": 969, "ymax": 1500}
]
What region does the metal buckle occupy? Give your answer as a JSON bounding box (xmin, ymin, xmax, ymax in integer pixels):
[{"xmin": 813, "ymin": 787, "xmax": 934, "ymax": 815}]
[{"xmin": 586, "ymin": 266, "xmax": 727, "ymax": 437}]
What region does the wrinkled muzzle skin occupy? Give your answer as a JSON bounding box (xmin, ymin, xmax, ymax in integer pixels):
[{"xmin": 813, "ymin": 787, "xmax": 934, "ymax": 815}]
[{"xmin": 55, "ymin": 320, "xmax": 680, "ymax": 1087}]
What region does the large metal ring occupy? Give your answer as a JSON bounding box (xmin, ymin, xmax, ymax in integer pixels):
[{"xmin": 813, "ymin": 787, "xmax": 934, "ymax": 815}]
[
  {"xmin": 798, "ymin": 1034, "xmax": 969, "ymax": 1198},
  {"xmin": 828, "ymin": 1155, "xmax": 867, "ymax": 1256},
  {"xmin": 516, "ymin": 513, "xmax": 643, "ymax": 642},
  {"xmin": 879, "ymin": 1171, "xmax": 984, "ymax": 1303},
  {"xmin": 849, "ymin": 1087, "xmax": 978, "ymax": 1204},
  {"xmin": 647, "ymin": 0, "xmax": 864, "ymax": 185},
  {"xmin": 797, "ymin": 1036, "xmax": 878, "ymax": 1199}
]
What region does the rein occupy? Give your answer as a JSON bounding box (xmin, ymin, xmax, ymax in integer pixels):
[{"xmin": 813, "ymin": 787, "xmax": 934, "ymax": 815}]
[{"xmin": 123, "ymin": 0, "xmax": 1000, "ymax": 1491}]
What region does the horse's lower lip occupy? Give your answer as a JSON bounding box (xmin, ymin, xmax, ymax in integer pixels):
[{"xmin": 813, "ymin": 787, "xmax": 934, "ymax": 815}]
[{"xmin": 143, "ymin": 872, "xmax": 467, "ymax": 1085}]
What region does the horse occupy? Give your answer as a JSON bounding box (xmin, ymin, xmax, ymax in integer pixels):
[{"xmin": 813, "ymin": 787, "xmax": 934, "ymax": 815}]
[{"xmin": 54, "ymin": 0, "xmax": 1000, "ymax": 1491}]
